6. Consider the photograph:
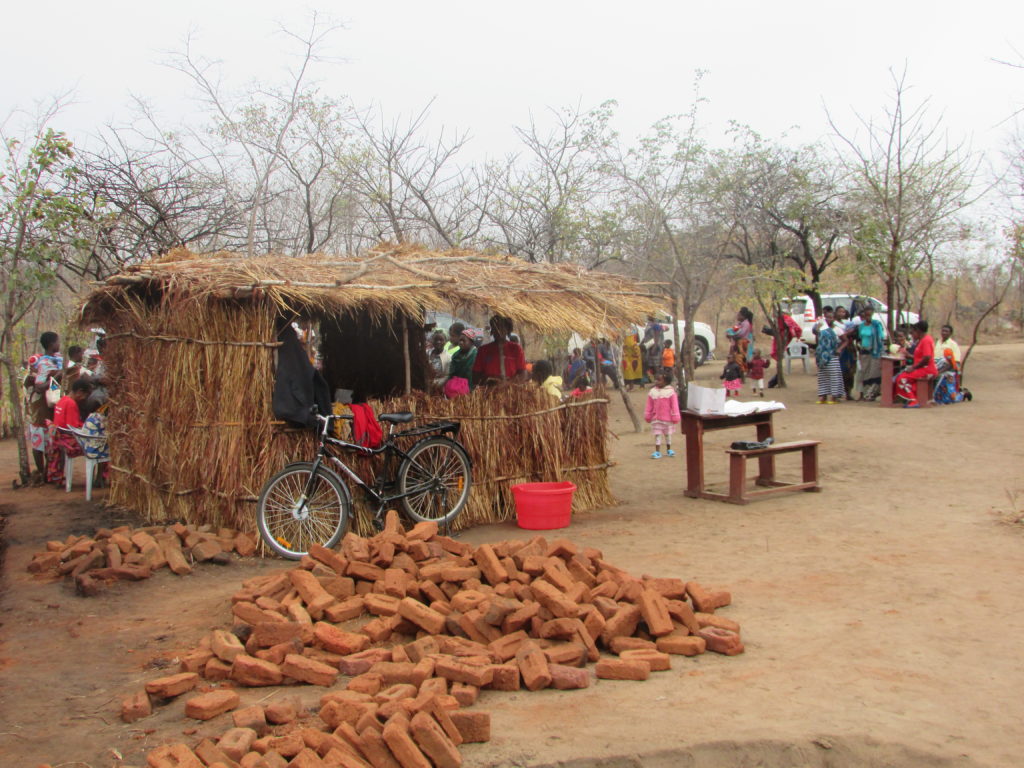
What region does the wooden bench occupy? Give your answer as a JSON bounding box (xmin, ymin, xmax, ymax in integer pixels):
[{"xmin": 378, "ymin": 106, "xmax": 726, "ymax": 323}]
[{"xmin": 724, "ymin": 440, "xmax": 821, "ymax": 505}]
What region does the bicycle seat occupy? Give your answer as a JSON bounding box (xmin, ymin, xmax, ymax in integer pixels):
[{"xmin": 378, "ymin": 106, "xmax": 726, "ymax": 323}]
[{"xmin": 378, "ymin": 412, "xmax": 414, "ymax": 424}]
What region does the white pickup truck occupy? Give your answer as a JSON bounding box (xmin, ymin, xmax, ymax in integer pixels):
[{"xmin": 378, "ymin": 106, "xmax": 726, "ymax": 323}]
[{"xmin": 782, "ymin": 294, "xmax": 919, "ymax": 344}]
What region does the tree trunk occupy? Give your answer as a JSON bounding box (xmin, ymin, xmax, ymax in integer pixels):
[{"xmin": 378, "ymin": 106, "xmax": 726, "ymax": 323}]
[
  {"xmin": 2, "ymin": 357, "xmax": 31, "ymax": 485},
  {"xmin": 806, "ymin": 287, "xmax": 823, "ymax": 318}
]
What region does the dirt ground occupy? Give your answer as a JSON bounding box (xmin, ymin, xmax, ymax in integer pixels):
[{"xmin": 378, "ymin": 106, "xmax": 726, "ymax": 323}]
[{"xmin": 1, "ymin": 342, "xmax": 1022, "ymax": 768}]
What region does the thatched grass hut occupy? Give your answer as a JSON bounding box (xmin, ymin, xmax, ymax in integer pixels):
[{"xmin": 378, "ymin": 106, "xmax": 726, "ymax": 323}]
[{"xmin": 80, "ymin": 243, "xmax": 662, "ymax": 535}]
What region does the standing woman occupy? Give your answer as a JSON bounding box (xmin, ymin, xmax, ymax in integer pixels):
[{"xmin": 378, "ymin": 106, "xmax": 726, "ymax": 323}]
[
  {"xmin": 854, "ymin": 306, "xmax": 887, "ymax": 401},
  {"xmin": 893, "ymin": 321, "xmax": 938, "ymax": 408},
  {"xmin": 621, "ymin": 332, "xmax": 643, "ymax": 391},
  {"xmin": 26, "ymin": 332, "xmax": 63, "ymax": 484},
  {"xmin": 833, "ymin": 307, "xmax": 856, "ymax": 399},
  {"xmin": 814, "ymin": 308, "xmax": 845, "ymax": 404},
  {"xmin": 727, "ymin": 307, "xmax": 755, "ymax": 370},
  {"xmin": 472, "ymin": 315, "xmax": 528, "ymax": 386}
]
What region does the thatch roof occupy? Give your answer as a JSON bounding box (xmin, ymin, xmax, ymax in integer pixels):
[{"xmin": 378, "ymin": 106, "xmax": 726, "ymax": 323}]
[{"xmin": 82, "ymin": 243, "xmax": 664, "ymax": 335}]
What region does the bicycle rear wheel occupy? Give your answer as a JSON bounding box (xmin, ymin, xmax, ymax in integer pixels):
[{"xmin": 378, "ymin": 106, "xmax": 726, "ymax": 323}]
[
  {"xmin": 257, "ymin": 462, "xmax": 350, "ymax": 559},
  {"xmin": 397, "ymin": 436, "xmax": 472, "ymax": 525}
]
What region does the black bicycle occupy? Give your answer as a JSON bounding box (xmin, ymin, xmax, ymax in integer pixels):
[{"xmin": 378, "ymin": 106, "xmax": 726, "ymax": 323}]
[{"xmin": 256, "ymin": 410, "xmax": 472, "ymax": 559}]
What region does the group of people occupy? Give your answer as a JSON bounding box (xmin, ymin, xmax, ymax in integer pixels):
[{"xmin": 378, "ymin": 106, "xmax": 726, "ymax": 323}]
[
  {"xmin": 720, "ymin": 306, "xmax": 799, "ymax": 396},
  {"xmin": 427, "ymin": 315, "xmax": 535, "ymax": 397},
  {"xmin": 23, "ymin": 332, "xmax": 110, "ymax": 486},
  {"xmin": 812, "ymin": 305, "xmax": 965, "ymax": 407}
]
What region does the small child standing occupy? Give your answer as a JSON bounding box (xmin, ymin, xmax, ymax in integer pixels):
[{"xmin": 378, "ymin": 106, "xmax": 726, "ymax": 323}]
[
  {"xmin": 644, "ymin": 371, "xmax": 681, "ymax": 459},
  {"xmin": 660, "ymin": 340, "xmax": 675, "ymax": 374},
  {"xmin": 747, "ymin": 350, "xmax": 769, "ymax": 396},
  {"xmin": 720, "ymin": 359, "xmax": 744, "ymax": 398}
]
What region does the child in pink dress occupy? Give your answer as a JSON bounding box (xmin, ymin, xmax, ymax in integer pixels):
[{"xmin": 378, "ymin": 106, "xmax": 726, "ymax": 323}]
[
  {"xmin": 721, "ymin": 360, "xmax": 744, "ymax": 398},
  {"xmin": 644, "ymin": 371, "xmax": 681, "ymax": 459}
]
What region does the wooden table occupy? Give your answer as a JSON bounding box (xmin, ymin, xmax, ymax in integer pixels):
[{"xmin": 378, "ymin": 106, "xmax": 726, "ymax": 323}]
[
  {"xmin": 682, "ymin": 409, "xmax": 777, "ymax": 500},
  {"xmin": 879, "ymin": 355, "xmax": 902, "ymax": 407}
]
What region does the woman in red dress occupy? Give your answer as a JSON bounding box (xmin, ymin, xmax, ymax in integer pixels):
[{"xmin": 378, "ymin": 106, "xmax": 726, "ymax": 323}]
[
  {"xmin": 893, "ymin": 321, "xmax": 937, "ymax": 408},
  {"xmin": 472, "ymin": 315, "xmax": 528, "ymax": 386}
]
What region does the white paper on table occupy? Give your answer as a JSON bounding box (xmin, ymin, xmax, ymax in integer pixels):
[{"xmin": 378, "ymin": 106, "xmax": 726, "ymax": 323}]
[{"xmin": 721, "ymin": 399, "xmax": 787, "ymax": 416}]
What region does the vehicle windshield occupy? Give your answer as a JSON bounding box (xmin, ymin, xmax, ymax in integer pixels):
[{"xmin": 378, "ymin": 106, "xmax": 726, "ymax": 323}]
[{"xmin": 780, "ymin": 299, "xmax": 806, "ymax": 316}]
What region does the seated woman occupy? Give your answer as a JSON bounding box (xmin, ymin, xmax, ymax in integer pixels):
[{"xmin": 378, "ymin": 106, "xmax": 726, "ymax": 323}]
[
  {"xmin": 893, "ymin": 321, "xmax": 937, "ymax": 408},
  {"xmin": 47, "ymin": 378, "xmax": 93, "ymax": 484}
]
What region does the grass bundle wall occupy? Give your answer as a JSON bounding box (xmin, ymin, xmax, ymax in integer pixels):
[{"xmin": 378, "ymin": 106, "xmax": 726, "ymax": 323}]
[{"xmin": 99, "ymin": 296, "xmax": 614, "ymax": 539}]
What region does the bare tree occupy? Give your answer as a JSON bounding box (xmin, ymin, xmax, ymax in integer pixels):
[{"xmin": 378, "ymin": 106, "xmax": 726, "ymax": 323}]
[{"xmin": 830, "ymin": 67, "xmax": 981, "ymax": 333}]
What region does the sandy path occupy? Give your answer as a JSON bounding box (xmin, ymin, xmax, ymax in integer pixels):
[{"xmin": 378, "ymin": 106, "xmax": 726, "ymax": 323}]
[{"xmin": 0, "ymin": 342, "xmax": 1020, "ymax": 767}]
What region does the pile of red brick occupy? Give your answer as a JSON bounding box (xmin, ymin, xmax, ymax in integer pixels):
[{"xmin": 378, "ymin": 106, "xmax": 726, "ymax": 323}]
[
  {"xmin": 26, "ymin": 523, "xmax": 259, "ymax": 595},
  {"xmin": 114, "ymin": 513, "xmax": 742, "ymax": 767}
]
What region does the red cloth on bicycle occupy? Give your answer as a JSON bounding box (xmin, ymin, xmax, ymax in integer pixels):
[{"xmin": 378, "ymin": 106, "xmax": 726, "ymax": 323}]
[{"xmin": 350, "ymin": 403, "xmax": 383, "ymax": 448}]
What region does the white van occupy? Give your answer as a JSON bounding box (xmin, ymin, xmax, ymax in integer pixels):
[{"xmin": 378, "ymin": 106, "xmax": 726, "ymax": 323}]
[{"xmin": 781, "ymin": 294, "xmax": 920, "ymax": 344}]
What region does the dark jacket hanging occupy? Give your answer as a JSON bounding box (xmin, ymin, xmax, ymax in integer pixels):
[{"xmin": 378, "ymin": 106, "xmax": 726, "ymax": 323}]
[{"xmin": 272, "ymin": 323, "xmax": 331, "ymax": 428}]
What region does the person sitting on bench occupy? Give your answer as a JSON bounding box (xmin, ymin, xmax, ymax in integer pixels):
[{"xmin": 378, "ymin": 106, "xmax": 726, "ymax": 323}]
[{"xmin": 893, "ymin": 321, "xmax": 937, "ymax": 408}]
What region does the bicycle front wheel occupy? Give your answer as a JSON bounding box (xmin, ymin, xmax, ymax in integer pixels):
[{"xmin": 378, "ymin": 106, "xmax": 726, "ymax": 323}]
[
  {"xmin": 256, "ymin": 462, "xmax": 350, "ymax": 559},
  {"xmin": 397, "ymin": 437, "xmax": 472, "ymax": 525}
]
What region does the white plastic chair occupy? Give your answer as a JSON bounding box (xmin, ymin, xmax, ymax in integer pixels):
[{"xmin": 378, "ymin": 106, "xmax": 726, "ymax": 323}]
[
  {"xmin": 785, "ymin": 339, "xmax": 811, "ymax": 374},
  {"xmin": 59, "ymin": 427, "xmax": 109, "ymax": 501}
]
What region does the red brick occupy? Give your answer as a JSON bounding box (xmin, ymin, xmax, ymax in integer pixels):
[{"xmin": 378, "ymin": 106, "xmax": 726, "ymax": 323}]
[
  {"xmin": 656, "ymin": 633, "xmax": 706, "ymax": 656},
  {"xmin": 406, "ymin": 521, "xmax": 439, "ymax": 542},
  {"xmin": 359, "ymin": 616, "xmax": 395, "ymax": 644},
  {"xmin": 439, "ymin": 565, "xmax": 480, "ymax": 583},
  {"xmin": 338, "ymin": 648, "xmax": 392, "ymax": 676},
  {"xmin": 638, "ymin": 588, "xmax": 674, "ymax": 637},
  {"xmin": 232, "ymin": 655, "xmax": 284, "ymax": 687},
  {"xmin": 600, "ymin": 604, "xmax": 641, "ymax": 646},
  {"xmin": 218, "ymin": 727, "xmax": 258, "ymax": 761},
  {"xmin": 252, "ymin": 621, "xmax": 311, "ymax": 648},
  {"xmin": 473, "ymin": 544, "xmax": 507, "ymax": 586},
  {"xmin": 27, "ymin": 551, "xmax": 61, "ymax": 573},
  {"xmin": 685, "ymin": 582, "xmax": 731, "ymax": 613},
  {"xmin": 212, "ymin": 629, "xmax": 247, "ymax": 662},
  {"xmin": 620, "ymin": 649, "xmax": 672, "ymax": 671},
  {"xmin": 541, "ymin": 643, "xmax": 585, "ymax": 667},
  {"xmin": 486, "ymin": 663, "xmax": 520, "ymax": 691},
  {"xmin": 696, "ymin": 626, "xmax": 744, "ymax": 655},
  {"xmin": 381, "ymin": 719, "xmax": 432, "ymax": 768},
  {"xmin": 397, "ymin": 597, "xmax": 446, "ymax": 635},
  {"xmin": 448, "ymin": 710, "xmax": 490, "ymax": 743},
  {"xmin": 290, "ymin": 570, "xmax": 336, "ymax": 618},
  {"xmin": 120, "ymin": 691, "xmax": 152, "ymax": 722},
  {"xmin": 538, "ymin": 617, "xmax": 578, "ymax": 640},
  {"xmin": 265, "ymin": 698, "xmax": 300, "ymax": 724},
  {"xmin": 450, "ymin": 682, "xmax": 477, "ymax": 707},
  {"xmin": 548, "ymin": 664, "xmax": 590, "ymax": 690},
  {"xmin": 323, "ymin": 596, "xmax": 365, "ymax": 623},
  {"xmin": 409, "ymin": 711, "xmax": 461, "ymax": 768},
  {"xmin": 666, "ymin": 599, "xmax": 701, "ymax": 633},
  {"xmin": 232, "ymin": 704, "xmax": 268, "ymax": 735},
  {"xmin": 364, "ymin": 593, "xmax": 401, "ymax": 616},
  {"xmin": 234, "ymin": 532, "xmax": 258, "ymax": 557},
  {"xmin": 448, "ymin": 589, "xmax": 487, "ymax": 613},
  {"xmin": 515, "ymin": 642, "xmax": 552, "ymax": 691},
  {"xmin": 282, "ymin": 654, "xmax": 338, "ymax": 686},
  {"xmin": 695, "ymin": 612, "xmax": 740, "ymax": 634},
  {"xmin": 608, "ymin": 637, "xmax": 657, "ymax": 654},
  {"xmin": 287, "ymin": 747, "xmax": 326, "ymax": 768},
  {"xmin": 205, "ymin": 656, "xmax": 233, "ymax": 681},
  {"xmin": 145, "ymin": 672, "xmax": 198, "ymax": 699},
  {"xmin": 314, "ymin": 622, "xmax": 370, "ymax": 655},
  {"xmin": 529, "ymin": 580, "xmax": 579, "ymax": 619},
  {"xmin": 433, "ymin": 657, "xmax": 493, "ymax": 687},
  {"xmin": 308, "ymin": 543, "xmax": 347, "ymax": 574},
  {"xmin": 360, "ymin": 729, "xmax": 403, "ymax": 768},
  {"xmin": 146, "ymin": 743, "xmax": 204, "ymax": 768},
  {"xmin": 487, "ymin": 630, "xmax": 528, "ymax": 662},
  {"xmin": 347, "ymin": 561, "xmax": 385, "ymax": 582},
  {"xmin": 180, "ymin": 648, "xmax": 215, "ymax": 673},
  {"xmin": 501, "ymin": 601, "xmax": 540, "ymax": 634},
  {"xmin": 595, "ymin": 658, "xmax": 650, "ymax": 681},
  {"xmin": 403, "ymin": 636, "xmax": 440, "ymax": 663},
  {"xmin": 185, "ymin": 688, "xmax": 240, "ymax": 720}
]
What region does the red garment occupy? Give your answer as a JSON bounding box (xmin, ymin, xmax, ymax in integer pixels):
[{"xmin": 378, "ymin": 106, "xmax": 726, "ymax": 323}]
[
  {"xmin": 350, "ymin": 404, "xmax": 383, "ymax": 448},
  {"xmin": 53, "ymin": 396, "xmax": 83, "ymax": 429},
  {"xmin": 747, "ymin": 358, "xmax": 770, "ymax": 380},
  {"xmin": 892, "ymin": 334, "xmax": 938, "ymax": 405},
  {"xmin": 912, "ymin": 335, "xmax": 938, "ymax": 377},
  {"xmin": 770, "ymin": 315, "xmax": 802, "ymax": 360},
  {"xmin": 472, "ymin": 341, "xmax": 526, "ymax": 381}
]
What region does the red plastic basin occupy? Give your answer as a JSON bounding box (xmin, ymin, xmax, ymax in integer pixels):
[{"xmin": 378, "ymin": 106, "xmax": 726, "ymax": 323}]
[{"xmin": 512, "ymin": 481, "xmax": 576, "ymax": 530}]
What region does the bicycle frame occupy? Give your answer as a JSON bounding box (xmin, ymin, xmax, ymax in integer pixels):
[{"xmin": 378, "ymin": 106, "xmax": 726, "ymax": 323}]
[{"xmin": 304, "ymin": 414, "xmax": 462, "ymax": 517}]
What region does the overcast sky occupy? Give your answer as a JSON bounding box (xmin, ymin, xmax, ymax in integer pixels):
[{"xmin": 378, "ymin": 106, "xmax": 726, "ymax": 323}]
[{"xmin": 3, "ymin": 1, "xmax": 1022, "ymax": 176}]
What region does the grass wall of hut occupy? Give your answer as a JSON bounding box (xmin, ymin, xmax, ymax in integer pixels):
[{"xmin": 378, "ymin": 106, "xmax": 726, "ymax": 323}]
[{"xmin": 98, "ymin": 296, "xmax": 614, "ymax": 542}]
